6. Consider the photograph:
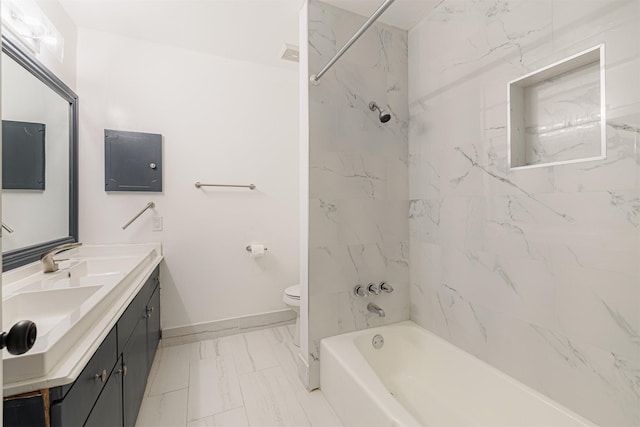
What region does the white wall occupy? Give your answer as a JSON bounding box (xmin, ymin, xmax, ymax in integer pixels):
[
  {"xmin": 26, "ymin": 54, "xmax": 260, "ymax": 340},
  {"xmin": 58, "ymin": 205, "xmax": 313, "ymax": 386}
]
[
  {"xmin": 409, "ymin": 1, "xmax": 640, "ymax": 425},
  {"xmin": 76, "ymin": 28, "xmax": 300, "ymax": 332}
]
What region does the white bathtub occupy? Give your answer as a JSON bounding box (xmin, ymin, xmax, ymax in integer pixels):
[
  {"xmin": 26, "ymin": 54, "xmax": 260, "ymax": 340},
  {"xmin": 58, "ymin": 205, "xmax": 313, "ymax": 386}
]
[{"xmin": 320, "ymin": 321, "xmax": 597, "ymax": 427}]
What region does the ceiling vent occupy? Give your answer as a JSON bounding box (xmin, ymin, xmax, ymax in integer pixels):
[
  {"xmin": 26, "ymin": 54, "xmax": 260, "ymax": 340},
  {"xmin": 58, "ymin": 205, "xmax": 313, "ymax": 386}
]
[{"xmin": 280, "ymin": 43, "xmax": 299, "ymax": 63}]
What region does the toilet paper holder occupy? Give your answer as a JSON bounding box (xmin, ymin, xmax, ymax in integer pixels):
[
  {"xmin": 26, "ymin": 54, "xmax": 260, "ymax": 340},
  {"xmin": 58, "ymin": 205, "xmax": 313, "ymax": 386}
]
[{"xmin": 246, "ymin": 245, "xmax": 268, "ymax": 253}]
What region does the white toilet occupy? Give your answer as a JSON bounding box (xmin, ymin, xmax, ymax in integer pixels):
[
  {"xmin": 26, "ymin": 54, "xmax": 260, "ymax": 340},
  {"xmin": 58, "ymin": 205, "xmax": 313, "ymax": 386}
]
[{"xmin": 283, "ymin": 284, "xmax": 301, "ymax": 346}]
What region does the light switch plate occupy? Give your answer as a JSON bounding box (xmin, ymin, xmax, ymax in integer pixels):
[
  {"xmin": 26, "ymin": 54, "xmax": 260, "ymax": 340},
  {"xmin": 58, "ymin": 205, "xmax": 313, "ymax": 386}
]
[{"xmin": 152, "ymin": 216, "xmax": 163, "ymax": 231}]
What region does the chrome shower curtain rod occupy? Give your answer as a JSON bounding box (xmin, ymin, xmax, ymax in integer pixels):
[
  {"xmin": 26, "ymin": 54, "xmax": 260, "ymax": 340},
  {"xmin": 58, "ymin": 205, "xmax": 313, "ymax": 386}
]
[{"xmin": 309, "ymin": 0, "xmax": 395, "ymax": 85}]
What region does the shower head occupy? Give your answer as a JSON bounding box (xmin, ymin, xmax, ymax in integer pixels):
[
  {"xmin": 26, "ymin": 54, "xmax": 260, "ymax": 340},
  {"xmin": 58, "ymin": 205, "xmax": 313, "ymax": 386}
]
[{"xmin": 369, "ymin": 102, "xmax": 391, "ymax": 123}]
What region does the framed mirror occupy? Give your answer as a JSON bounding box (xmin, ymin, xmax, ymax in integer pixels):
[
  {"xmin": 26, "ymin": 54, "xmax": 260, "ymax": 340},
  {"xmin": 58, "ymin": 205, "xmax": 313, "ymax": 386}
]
[{"xmin": 1, "ymin": 35, "xmax": 78, "ymax": 271}]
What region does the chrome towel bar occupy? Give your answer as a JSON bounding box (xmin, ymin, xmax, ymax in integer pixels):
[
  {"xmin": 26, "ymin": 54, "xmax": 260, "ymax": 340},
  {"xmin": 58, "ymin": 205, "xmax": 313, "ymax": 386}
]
[
  {"xmin": 195, "ymin": 182, "xmax": 256, "ymax": 190},
  {"xmin": 122, "ymin": 202, "xmax": 155, "ymax": 230}
]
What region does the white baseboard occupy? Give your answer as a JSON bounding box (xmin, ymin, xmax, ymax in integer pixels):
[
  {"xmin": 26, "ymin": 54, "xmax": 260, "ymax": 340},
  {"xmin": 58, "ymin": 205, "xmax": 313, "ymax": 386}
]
[{"xmin": 161, "ymin": 309, "xmax": 297, "ymax": 347}]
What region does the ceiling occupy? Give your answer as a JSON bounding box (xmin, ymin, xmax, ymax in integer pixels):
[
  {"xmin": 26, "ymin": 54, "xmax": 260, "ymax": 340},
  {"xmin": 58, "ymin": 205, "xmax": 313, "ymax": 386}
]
[
  {"xmin": 323, "ymin": 0, "xmax": 440, "ymax": 30},
  {"xmin": 58, "ymin": 0, "xmax": 437, "ymax": 68}
]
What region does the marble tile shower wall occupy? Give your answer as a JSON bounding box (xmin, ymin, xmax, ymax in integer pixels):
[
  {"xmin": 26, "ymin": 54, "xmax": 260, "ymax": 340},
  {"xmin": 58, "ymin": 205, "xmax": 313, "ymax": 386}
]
[
  {"xmin": 307, "ymin": 1, "xmax": 409, "ymax": 388},
  {"xmin": 408, "ymin": 1, "xmax": 639, "ymax": 425}
]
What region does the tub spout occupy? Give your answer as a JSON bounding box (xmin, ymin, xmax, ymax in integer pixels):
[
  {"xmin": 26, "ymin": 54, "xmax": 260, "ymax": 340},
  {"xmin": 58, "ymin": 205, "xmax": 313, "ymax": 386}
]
[{"xmin": 367, "ymin": 302, "xmax": 385, "ymax": 317}]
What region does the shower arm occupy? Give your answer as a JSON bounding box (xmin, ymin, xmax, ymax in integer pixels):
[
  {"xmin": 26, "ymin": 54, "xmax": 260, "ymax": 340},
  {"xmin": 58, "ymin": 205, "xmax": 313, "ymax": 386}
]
[{"xmin": 309, "ymin": 0, "xmax": 395, "ymax": 85}]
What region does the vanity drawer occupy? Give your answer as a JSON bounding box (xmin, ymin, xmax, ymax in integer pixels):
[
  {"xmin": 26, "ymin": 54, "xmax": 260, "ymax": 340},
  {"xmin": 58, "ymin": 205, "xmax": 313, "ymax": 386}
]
[
  {"xmin": 50, "ymin": 326, "xmax": 118, "ymax": 427},
  {"xmin": 117, "ymin": 267, "xmax": 159, "ymax": 352}
]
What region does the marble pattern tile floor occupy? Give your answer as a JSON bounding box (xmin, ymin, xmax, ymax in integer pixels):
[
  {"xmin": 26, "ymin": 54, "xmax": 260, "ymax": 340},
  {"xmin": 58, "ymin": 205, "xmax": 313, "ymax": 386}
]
[{"xmin": 136, "ymin": 325, "xmax": 343, "ymax": 427}]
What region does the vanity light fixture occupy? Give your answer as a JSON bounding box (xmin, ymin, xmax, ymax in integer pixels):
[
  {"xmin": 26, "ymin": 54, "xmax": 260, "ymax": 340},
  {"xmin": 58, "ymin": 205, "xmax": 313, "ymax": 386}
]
[{"xmin": 1, "ymin": 0, "xmax": 64, "ymax": 62}]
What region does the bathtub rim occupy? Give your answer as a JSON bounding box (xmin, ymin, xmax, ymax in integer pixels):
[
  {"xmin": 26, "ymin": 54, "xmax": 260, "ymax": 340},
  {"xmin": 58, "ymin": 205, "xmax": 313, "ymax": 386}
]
[
  {"xmin": 321, "ymin": 324, "xmax": 422, "ymax": 427},
  {"xmin": 320, "ymin": 320, "xmax": 598, "ymax": 427}
]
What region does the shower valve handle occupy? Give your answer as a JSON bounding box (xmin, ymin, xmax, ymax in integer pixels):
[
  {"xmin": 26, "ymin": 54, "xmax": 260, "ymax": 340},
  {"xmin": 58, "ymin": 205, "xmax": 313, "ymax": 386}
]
[
  {"xmin": 367, "ymin": 282, "xmax": 381, "ymax": 295},
  {"xmin": 380, "ymin": 282, "xmax": 394, "ymax": 293},
  {"xmin": 354, "ymin": 285, "xmax": 368, "ymax": 298}
]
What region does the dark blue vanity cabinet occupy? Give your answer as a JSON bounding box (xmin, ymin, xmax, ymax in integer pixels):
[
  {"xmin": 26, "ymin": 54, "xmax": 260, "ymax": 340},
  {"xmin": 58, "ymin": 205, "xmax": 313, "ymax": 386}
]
[
  {"xmin": 50, "ymin": 327, "xmax": 119, "ymax": 426},
  {"xmin": 54, "ymin": 266, "xmax": 160, "ymax": 427},
  {"xmin": 4, "ymin": 266, "xmax": 161, "ymax": 427},
  {"xmin": 146, "ymin": 286, "xmax": 161, "ymax": 371},
  {"xmin": 83, "ymin": 356, "xmax": 123, "ymax": 427},
  {"xmin": 120, "ymin": 284, "xmax": 158, "ymax": 427}
]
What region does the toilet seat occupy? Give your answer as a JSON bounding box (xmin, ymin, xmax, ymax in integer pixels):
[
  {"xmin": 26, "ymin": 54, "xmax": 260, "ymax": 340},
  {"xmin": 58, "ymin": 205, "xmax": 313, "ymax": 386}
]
[
  {"xmin": 284, "ymin": 285, "xmax": 300, "ymax": 300},
  {"xmin": 282, "ymin": 285, "xmax": 301, "ymax": 347}
]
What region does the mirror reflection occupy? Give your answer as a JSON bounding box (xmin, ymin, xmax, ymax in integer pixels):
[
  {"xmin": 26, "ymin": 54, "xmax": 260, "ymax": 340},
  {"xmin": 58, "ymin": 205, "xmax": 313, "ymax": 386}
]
[
  {"xmin": 1, "ymin": 37, "xmax": 78, "ymax": 271},
  {"xmin": 1, "ymin": 51, "xmax": 70, "ymax": 252}
]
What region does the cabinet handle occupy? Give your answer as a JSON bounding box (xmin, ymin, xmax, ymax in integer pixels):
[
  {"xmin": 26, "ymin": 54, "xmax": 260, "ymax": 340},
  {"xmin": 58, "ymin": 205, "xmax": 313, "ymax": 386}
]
[
  {"xmin": 94, "ymin": 369, "xmax": 107, "ymax": 383},
  {"xmin": 117, "ymin": 365, "xmax": 128, "ymax": 377},
  {"xmin": 146, "ymin": 307, "xmax": 154, "ymax": 318}
]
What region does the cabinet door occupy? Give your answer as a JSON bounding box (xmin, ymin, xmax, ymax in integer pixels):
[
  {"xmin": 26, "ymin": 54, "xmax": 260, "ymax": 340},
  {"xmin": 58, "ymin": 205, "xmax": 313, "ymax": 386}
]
[
  {"xmin": 122, "ymin": 318, "xmax": 148, "ymax": 427},
  {"xmin": 3, "ymin": 394, "xmax": 47, "ymax": 427},
  {"xmin": 146, "ymin": 284, "xmax": 161, "ymax": 373},
  {"xmin": 118, "ymin": 267, "xmax": 159, "ymax": 352},
  {"xmin": 50, "ymin": 327, "xmax": 118, "ymax": 427},
  {"xmin": 84, "ymin": 358, "xmax": 123, "ymax": 427}
]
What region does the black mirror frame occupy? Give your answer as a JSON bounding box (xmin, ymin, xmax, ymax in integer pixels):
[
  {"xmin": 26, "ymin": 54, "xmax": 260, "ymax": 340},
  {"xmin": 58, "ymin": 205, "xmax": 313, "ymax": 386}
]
[{"xmin": 2, "ymin": 36, "xmax": 79, "ymax": 271}]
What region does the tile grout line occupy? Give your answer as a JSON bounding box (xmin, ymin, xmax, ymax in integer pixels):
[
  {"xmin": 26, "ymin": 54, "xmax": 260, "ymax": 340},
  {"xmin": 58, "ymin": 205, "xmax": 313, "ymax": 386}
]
[
  {"xmin": 138, "ymin": 327, "xmax": 342, "ymax": 427},
  {"xmin": 185, "ymin": 342, "xmax": 194, "ymax": 427},
  {"xmin": 241, "ymin": 405, "xmax": 251, "ymax": 427},
  {"xmin": 234, "ymin": 346, "xmax": 250, "ymax": 426}
]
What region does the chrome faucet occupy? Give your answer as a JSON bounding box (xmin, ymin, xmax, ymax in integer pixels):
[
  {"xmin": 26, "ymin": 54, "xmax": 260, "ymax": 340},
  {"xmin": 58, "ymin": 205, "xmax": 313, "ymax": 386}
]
[
  {"xmin": 367, "ymin": 302, "xmax": 385, "ymax": 317},
  {"xmin": 41, "ymin": 242, "xmax": 82, "ymax": 273}
]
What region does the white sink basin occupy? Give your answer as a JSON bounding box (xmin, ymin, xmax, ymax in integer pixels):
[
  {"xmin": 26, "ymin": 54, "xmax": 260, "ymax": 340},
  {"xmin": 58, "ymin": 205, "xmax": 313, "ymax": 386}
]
[
  {"xmin": 1, "ymin": 256, "xmax": 139, "ymax": 296},
  {"xmin": 9, "ymin": 273, "xmax": 123, "ymax": 294},
  {"xmin": 1, "ymin": 244, "xmax": 161, "ymax": 385},
  {"xmin": 2, "ymin": 284, "xmax": 108, "ymax": 383},
  {"xmin": 67, "ymin": 257, "xmax": 141, "ymax": 277},
  {"xmin": 3, "ymin": 286, "xmax": 102, "ymax": 337}
]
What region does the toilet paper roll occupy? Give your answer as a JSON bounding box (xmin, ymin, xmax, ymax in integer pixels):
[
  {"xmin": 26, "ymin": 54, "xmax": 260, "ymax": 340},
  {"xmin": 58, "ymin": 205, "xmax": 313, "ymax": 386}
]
[{"xmin": 249, "ymin": 244, "xmax": 265, "ymax": 257}]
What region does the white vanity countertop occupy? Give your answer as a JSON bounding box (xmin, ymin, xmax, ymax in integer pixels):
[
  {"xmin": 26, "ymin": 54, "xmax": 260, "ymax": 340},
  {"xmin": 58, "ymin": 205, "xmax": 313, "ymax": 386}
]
[{"xmin": 2, "ymin": 243, "xmax": 163, "ymax": 396}]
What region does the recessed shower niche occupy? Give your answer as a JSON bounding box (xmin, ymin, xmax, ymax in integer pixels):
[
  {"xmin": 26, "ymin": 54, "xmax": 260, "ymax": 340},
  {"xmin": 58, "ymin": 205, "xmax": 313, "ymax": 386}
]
[{"xmin": 508, "ymin": 45, "xmax": 606, "ymax": 169}]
